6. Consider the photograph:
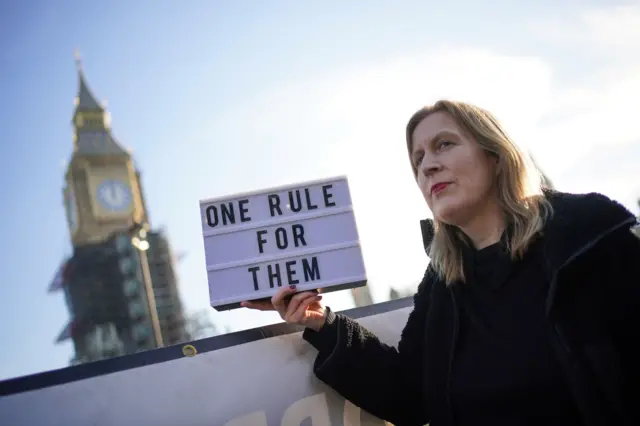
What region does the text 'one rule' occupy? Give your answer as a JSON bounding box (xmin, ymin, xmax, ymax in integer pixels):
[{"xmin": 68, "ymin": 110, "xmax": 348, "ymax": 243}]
[{"xmin": 203, "ymin": 183, "xmax": 340, "ymax": 229}]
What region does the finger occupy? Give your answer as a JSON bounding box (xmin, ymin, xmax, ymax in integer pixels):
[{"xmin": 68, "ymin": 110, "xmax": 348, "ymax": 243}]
[
  {"xmin": 285, "ymin": 292, "xmax": 320, "ymax": 321},
  {"xmin": 292, "ymin": 295, "xmax": 323, "ymax": 323},
  {"xmin": 285, "ymin": 291, "xmax": 318, "ymax": 316},
  {"xmin": 240, "ymin": 300, "xmax": 274, "ymax": 311},
  {"xmin": 271, "ymin": 286, "xmax": 298, "ymax": 315}
]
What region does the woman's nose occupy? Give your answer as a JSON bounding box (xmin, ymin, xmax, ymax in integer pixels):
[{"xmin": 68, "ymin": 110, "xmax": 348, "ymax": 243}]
[{"xmin": 420, "ymin": 158, "xmax": 442, "ymax": 177}]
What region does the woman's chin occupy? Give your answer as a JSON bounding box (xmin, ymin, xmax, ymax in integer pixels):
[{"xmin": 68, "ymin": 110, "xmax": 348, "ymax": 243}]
[{"xmin": 432, "ymin": 204, "xmax": 459, "ymax": 224}]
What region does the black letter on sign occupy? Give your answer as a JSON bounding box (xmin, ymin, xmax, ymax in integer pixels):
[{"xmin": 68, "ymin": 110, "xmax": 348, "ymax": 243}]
[
  {"xmin": 302, "ymin": 257, "xmax": 321, "ymax": 281},
  {"xmin": 304, "ymin": 188, "xmax": 318, "ymax": 210},
  {"xmin": 285, "ymin": 261, "xmax": 299, "ymax": 285},
  {"xmin": 288, "ymin": 190, "xmax": 302, "ymax": 213},
  {"xmin": 205, "ymin": 206, "xmax": 218, "ymax": 227},
  {"xmin": 256, "ymin": 230, "xmax": 268, "ymax": 254},
  {"xmin": 322, "ymin": 184, "xmax": 336, "ymax": 207},
  {"xmin": 292, "ymin": 224, "xmax": 307, "ymax": 247},
  {"xmin": 239, "ymin": 199, "xmax": 251, "ymax": 222},
  {"xmin": 268, "ymin": 264, "xmax": 282, "ymax": 288},
  {"xmin": 268, "ymin": 194, "xmax": 282, "ymax": 217},
  {"xmin": 275, "ymin": 227, "xmax": 288, "ymax": 250},
  {"xmin": 248, "ymin": 266, "xmax": 260, "ymax": 291},
  {"xmin": 221, "ymin": 202, "xmax": 235, "ymax": 225}
]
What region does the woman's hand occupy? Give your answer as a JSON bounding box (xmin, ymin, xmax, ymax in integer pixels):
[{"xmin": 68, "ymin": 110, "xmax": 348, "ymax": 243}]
[{"xmin": 240, "ymin": 285, "xmax": 327, "ymax": 331}]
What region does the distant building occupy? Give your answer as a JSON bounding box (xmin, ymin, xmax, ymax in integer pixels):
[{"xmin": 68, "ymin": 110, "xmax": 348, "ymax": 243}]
[
  {"xmin": 145, "ymin": 230, "xmax": 189, "ymax": 345},
  {"xmin": 49, "ymin": 55, "xmax": 188, "ymax": 363},
  {"xmin": 53, "ymin": 228, "xmax": 189, "ymax": 363},
  {"xmin": 350, "ymin": 286, "xmax": 374, "ymax": 307},
  {"xmin": 388, "ymin": 287, "xmax": 414, "ymax": 301}
]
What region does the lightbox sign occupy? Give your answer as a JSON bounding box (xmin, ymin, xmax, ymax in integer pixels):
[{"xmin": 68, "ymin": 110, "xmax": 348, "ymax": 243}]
[{"xmin": 199, "ymin": 176, "xmax": 367, "ymax": 310}]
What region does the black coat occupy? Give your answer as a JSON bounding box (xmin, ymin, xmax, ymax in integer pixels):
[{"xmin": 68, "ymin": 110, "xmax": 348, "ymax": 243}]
[{"xmin": 302, "ymin": 191, "xmax": 640, "ymax": 426}]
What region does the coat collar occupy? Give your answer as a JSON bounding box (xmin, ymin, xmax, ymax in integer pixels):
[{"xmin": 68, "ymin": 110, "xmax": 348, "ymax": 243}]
[
  {"xmin": 419, "ymin": 190, "xmax": 637, "ymax": 272},
  {"xmin": 538, "ymin": 190, "xmax": 636, "ymax": 273}
]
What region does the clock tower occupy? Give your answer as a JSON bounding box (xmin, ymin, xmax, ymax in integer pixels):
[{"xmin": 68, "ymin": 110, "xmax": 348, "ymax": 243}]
[
  {"xmin": 64, "ymin": 55, "xmax": 149, "ymax": 246},
  {"xmin": 52, "ymin": 55, "xmax": 190, "ymax": 363}
]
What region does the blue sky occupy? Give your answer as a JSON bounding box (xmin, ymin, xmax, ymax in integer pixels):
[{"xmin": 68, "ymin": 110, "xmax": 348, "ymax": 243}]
[{"xmin": 1, "ymin": 0, "xmax": 639, "ymax": 380}]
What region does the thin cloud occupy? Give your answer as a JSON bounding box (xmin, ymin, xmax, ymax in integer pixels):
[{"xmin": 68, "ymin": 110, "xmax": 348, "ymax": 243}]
[
  {"xmin": 205, "ymin": 48, "xmax": 556, "ymax": 299},
  {"xmin": 526, "ymin": 4, "xmax": 640, "ymax": 190},
  {"xmin": 531, "ymin": 4, "xmax": 640, "ymax": 55},
  {"xmin": 202, "ymin": 12, "xmax": 639, "ymax": 299},
  {"xmin": 556, "ymin": 139, "xmax": 640, "ymax": 211}
]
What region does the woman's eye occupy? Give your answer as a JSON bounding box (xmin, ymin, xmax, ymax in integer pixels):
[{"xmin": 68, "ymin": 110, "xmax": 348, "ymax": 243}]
[
  {"xmin": 413, "ymin": 153, "xmax": 423, "ymax": 167},
  {"xmin": 438, "ymin": 140, "xmax": 453, "ymax": 149}
]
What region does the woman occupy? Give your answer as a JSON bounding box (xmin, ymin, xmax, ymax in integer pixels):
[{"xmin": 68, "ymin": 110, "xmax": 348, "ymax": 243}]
[{"xmin": 242, "ymin": 100, "xmax": 639, "ymax": 426}]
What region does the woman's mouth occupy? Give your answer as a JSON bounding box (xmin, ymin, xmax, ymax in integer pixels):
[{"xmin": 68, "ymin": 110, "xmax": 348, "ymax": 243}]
[{"xmin": 431, "ymin": 182, "xmax": 451, "ymax": 195}]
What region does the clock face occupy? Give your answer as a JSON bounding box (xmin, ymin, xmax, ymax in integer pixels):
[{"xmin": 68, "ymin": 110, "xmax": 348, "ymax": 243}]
[{"xmin": 97, "ymin": 179, "xmax": 132, "ymax": 212}]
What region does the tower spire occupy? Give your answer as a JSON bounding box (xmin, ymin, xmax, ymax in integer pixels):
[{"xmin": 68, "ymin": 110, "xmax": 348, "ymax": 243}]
[
  {"xmin": 70, "ymin": 50, "xmax": 128, "ymax": 157},
  {"xmin": 73, "ymin": 50, "xmax": 102, "ymax": 111},
  {"xmin": 74, "ymin": 49, "xmax": 82, "ymax": 73}
]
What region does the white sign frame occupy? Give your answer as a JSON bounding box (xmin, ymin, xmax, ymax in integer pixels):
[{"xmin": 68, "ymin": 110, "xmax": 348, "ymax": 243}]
[{"xmin": 200, "ymin": 176, "xmax": 367, "ymax": 311}]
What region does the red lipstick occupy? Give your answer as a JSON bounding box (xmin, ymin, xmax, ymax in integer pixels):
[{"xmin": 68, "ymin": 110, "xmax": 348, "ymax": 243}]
[{"xmin": 431, "ymin": 182, "xmax": 450, "ymax": 195}]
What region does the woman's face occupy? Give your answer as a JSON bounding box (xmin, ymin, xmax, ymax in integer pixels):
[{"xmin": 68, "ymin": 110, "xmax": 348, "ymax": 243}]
[{"xmin": 410, "ymin": 111, "xmax": 498, "ymax": 226}]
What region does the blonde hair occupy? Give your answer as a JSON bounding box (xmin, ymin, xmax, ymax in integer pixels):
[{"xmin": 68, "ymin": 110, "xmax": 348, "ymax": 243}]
[{"xmin": 406, "ymin": 100, "xmax": 552, "ymax": 284}]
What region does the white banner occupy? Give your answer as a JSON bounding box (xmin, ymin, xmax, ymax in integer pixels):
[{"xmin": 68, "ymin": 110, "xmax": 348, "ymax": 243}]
[{"xmin": 0, "ymin": 301, "xmax": 412, "ymax": 426}]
